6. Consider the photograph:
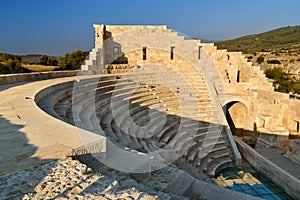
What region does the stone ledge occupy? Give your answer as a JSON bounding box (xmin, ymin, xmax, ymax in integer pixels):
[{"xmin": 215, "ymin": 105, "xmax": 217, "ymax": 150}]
[{"xmin": 0, "ymin": 70, "xmax": 92, "ymax": 86}]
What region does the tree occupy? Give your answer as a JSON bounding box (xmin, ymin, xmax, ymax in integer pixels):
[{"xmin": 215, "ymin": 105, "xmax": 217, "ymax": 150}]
[
  {"xmin": 48, "ymin": 57, "xmax": 58, "ymax": 66},
  {"xmin": 292, "ymin": 82, "xmax": 300, "ymax": 94},
  {"xmin": 256, "ymin": 55, "xmax": 264, "ymax": 64},
  {"xmin": 1, "ymin": 53, "xmax": 21, "ymax": 63},
  {"xmin": 39, "ymin": 55, "xmax": 49, "ymax": 65},
  {"xmin": 267, "ymin": 59, "xmax": 281, "ymax": 64},
  {"xmin": 265, "ymin": 67, "xmax": 284, "ymax": 80},
  {"xmin": 0, "ymin": 60, "xmax": 31, "ymax": 74},
  {"xmin": 39, "ymin": 55, "xmax": 58, "ymax": 66},
  {"xmin": 59, "ymin": 50, "xmax": 88, "ymax": 70},
  {"xmin": 264, "ymin": 67, "xmax": 300, "ymax": 94}
]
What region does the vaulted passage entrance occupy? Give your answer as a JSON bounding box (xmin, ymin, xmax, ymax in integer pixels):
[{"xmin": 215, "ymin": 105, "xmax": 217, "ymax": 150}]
[
  {"xmin": 224, "ymin": 101, "xmax": 248, "ymax": 137},
  {"xmin": 224, "ymin": 101, "xmax": 258, "ymax": 146}
]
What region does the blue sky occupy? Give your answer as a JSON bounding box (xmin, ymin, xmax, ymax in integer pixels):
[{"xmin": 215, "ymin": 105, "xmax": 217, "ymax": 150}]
[{"xmin": 1, "ymin": 0, "xmax": 299, "ymax": 56}]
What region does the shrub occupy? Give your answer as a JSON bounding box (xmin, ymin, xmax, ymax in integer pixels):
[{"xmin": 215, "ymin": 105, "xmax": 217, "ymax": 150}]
[
  {"xmin": 22, "ymin": 61, "xmax": 30, "ymax": 65},
  {"xmin": 267, "ymin": 59, "xmax": 281, "ymax": 64},
  {"xmin": 256, "ymin": 55, "xmax": 264, "ymax": 64},
  {"xmin": 39, "ymin": 55, "xmax": 58, "ymax": 66},
  {"xmin": 290, "ymin": 59, "xmax": 295, "ymax": 63},
  {"xmin": 59, "ymin": 50, "xmax": 89, "ymax": 70},
  {"xmin": 48, "ymin": 57, "xmax": 58, "ymax": 66},
  {"xmin": 39, "ymin": 55, "xmax": 49, "ymax": 65},
  {"xmin": 293, "ymin": 82, "xmax": 300, "ymax": 94},
  {"xmin": 263, "ymin": 67, "xmax": 300, "ymax": 94},
  {"xmin": 265, "ymin": 67, "xmax": 284, "ymax": 80},
  {"xmin": 278, "ymin": 81, "xmax": 293, "ymax": 93},
  {"xmin": 297, "ymin": 58, "xmax": 300, "ymax": 62},
  {"xmin": 1, "ymin": 53, "xmax": 21, "ymax": 63},
  {"xmin": 0, "ymin": 60, "xmax": 31, "ymax": 74}
]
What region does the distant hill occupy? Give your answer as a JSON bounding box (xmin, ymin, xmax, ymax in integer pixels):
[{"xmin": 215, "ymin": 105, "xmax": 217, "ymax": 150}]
[
  {"xmin": 200, "ymin": 39, "xmax": 220, "ymax": 43},
  {"xmin": 215, "ymin": 25, "xmax": 300, "ymax": 53},
  {"xmin": 21, "ymin": 54, "xmax": 46, "ymax": 64},
  {"xmin": 22, "ymin": 54, "xmax": 59, "ymax": 64},
  {"xmin": 0, "ymin": 53, "xmax": 59, "ymax": 64}
]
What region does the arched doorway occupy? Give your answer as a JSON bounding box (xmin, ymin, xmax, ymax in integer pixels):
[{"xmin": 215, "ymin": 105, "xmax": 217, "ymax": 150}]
[{"xmin": 223, "ymin": 101, "xmax": 248, "ymax": 137}]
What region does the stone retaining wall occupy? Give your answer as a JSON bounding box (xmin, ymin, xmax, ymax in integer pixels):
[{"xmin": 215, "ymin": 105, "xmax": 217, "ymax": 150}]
[
  {"xmin": 235, "ymin": 137, "xmax": 300, "ymax": 199},
  {"xmin": 0, "ymin": 70, "xmax": 91, "ymax": 86}
]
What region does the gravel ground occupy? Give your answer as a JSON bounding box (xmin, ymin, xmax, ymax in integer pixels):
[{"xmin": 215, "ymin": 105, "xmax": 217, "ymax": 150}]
[{"xmin": 0, "ymin": 157, "xmax": 188, "ymax": 200}]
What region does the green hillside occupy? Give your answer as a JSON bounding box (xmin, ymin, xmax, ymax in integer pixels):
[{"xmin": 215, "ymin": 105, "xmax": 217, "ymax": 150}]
[{"xmin": 215, "ymin": 26, "xmax": 300, "ymax": 53}]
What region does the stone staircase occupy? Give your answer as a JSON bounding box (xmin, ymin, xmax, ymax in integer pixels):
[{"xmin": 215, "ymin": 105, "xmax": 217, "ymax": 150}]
[
  {"xmin": 81, "ymin": 48, "xmax": 106, "ymax": 73},
  {"xmin": 201, "ymin": 43, "xmax": 274, "ymax": 91}
]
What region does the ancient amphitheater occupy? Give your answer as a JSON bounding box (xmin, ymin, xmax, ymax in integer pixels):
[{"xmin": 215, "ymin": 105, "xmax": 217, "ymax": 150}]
[{"xmin": 1, "ymin": 24, "xmax": 300, "ymax": 199}]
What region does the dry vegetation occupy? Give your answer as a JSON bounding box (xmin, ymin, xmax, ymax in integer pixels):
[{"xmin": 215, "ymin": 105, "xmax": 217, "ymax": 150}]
[
  {"xmin": 245, "ymin": 52, "xmax": 300, "ymax": 72},
  {"xmin": 22, "ymin": 64, "xmax": 57, "ymax": 72}
]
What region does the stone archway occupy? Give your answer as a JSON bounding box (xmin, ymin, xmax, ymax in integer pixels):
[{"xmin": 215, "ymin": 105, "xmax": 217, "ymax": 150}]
[{"xmin": 224, "ymin": 101, "xmax": 248, "ymax": 137}]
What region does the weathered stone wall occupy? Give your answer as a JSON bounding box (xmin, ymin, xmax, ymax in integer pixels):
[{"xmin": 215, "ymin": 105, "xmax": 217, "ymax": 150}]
[
  {"xmin": 223, "ymin": 78, "xmax": 300, "ymax": 142},
  {"xmin": 287, "ymin": 98, "xmax": 300, "ymax": 135},
  {"xmin": 106, "ymin": 64, "xmax": 136, "ymax": 74}
]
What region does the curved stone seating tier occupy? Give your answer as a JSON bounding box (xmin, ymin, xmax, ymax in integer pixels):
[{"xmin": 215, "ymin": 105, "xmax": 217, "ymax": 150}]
[
  {"xmin": 100, "ymin": 99, "xmax": 162, "ymax": 138},
  {"xmin": 186, "ymin": 133, "xmax": 228, "ymax": 163},
  {"xmin": 109, "ymin": 105, "xmax": 228, "ymax": 167},
  {"xmin": 37, "ymin": 89, "xmax": 72, "ymax": 121},
  {"xmin": 129, "ymin": 109, "xmax": 202, "ymax": 142},
  {"xmin": 122, "ymin": 75, "xmax": 209, "ymax": 99},
  {"xmin": 128, "ymin": 110, "xmax": 166, "ymax": 139},
  {"xmin": 155, "ymin": 119, "xmax": 180, "ymax": 141},
  {"xmin": 99, "ymin": 97, "xmax": 165, "ymax": 152},
  {"xmin": 38, "ymin": 78, "xmax": 127, "ymax": 122},
  {"xmin": 79, "ymin": 83, "xmax": 148, "ymax": 120},
  {"xmin": 196, "ymin": 143, "xmax": 233, "ymax": 168},
  {"xmin": 117, "ymin": 101, "xmax": 163, "ymax": 132},
  {"xmin": 94, "ymin": 80, "xmax": 213, "ymax": 157},
  {"xmin": 206, "ymin": 156, "xmax": 234, "ymax": 177},
  {"xmin": 193, "ymin": 145, "xmax": 234, "ymax": 177},
  {"xmin": 36, "ymin": 74, "xmax": 235, "ymax": 177},
  {"xmin": 80, "ymin": 83, "xmax": 164, "ymax": 151},
  {"xmin": 38, "ymin": 79, "xmax": 162, "ymax": 152},
  {"xmin": 97, "ymin": 91, "xmax": 161, "ymax": 123},
  {"xmin": 66, "ymin": 81, "xmax": 145, "ymax": 123},
  {"xmin": 153, "ymin": 98, "xmax": 214, "ymax": 120},
  {"xmin": 76, "ymin": 91, "xmax": 153, "ymax": 135}
]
